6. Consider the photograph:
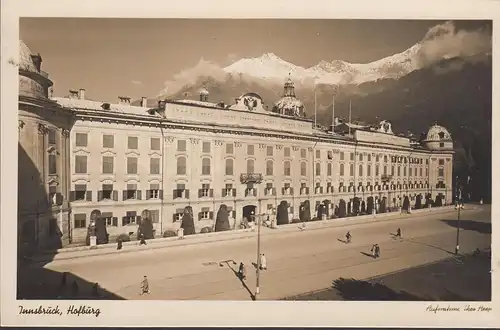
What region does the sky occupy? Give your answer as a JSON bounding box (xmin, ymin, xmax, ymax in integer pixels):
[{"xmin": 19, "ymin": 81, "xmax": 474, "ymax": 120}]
[{"xmin": 19, "ymin": 18, "xmax": 491, "ymax": 102}]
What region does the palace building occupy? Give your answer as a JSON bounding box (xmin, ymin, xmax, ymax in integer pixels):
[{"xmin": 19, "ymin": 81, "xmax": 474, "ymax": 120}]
[{"xmin": 17, "ymin": 41, "xmax": 455, "ymax": 248}]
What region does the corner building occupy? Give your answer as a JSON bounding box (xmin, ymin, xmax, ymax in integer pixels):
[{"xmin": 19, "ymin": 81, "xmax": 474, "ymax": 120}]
[{"xmin": 17, "ymin": 42, "xmax": 455, "ymax": 247}]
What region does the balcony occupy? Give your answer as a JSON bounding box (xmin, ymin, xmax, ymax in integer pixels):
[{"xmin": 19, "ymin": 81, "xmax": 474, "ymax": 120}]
[
  {"xmin": 240, "ymin": 173, "xmax": 263, "ymax": 184},
  {"xmin": 381, "ymin": 174, "xmax": 393, "ymax": 182}
]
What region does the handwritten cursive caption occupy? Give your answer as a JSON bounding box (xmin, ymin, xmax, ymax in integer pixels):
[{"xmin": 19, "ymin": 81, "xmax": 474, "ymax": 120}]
[
  {"xmin": 18, "ymin": 305, "xmax": 101, "ymax": 317},
  {"xmin": 426, "ymin": 304, "xmax": 492, "ymax": 314}
]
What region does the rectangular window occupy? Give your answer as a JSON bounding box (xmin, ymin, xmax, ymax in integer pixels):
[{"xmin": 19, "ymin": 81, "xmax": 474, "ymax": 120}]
[
  {"xmin": 74, "ymin": 184, "xmax": 87, "ymax": 201},
  {"xmin": 340, "ymin": 152, "xmax": 345, "ymax": 161},
  {"xmin": 349, "ymin": 164, "xmax": 354, "ymax": 176},
  {"xmin": 367, "ymin": 165, "xmax": 371, "ymax": 176},
  {"xmin": 316, "ymin": 150, "xmax": 321, "ymax": 159},
  {"xmin": 49, "ymin": 154, "xmax": 57, "ymax": 175},
  {"xmin": 247, "ymin": 144, "xmax": 254, "ymax": 155},
  {"xmin": 359, "ymin": 154, "xmax": 363, "ymax": 161},
  {"xmin": 125, "ymin": 184, "xmax": 137, "ymax": 200},
  {"xmin": 149, "ymin": 183, "xmax": 160, "ymax": 199},
  {"xmin": 203, "ymin": 141, "xmax": 211, "ymax": 153},
  {"xmin": 350, "ymin": 153, "xmax": 354, "ymax": 161},
  {"xmin": 150, "ymin": 137, "xmax": 161, "ymax": 150},
  {"xmin": 127, "ymin": 157, "xmax": 138, "ymax": 174},
  {"xmin": 200, "ymin": 183, "xmax": 210, "ymax": 197},
  {"xmin": 226, "ymin": 143, "xmax": 234, "ymax": 154},
  {"xmin": 420, "ymin": 168, "xmax": 423, "ymax": 176},
  {"xmin": 75, "ymin": 133, "xmax": 88, "ymax": 147},
  {"xmin": 48, "ymin": 130, "xmax": 56, "ymax": 145},
  {"xmin": 177, "ymin": 140, "xmax": 186, "ymax": 151},
  {"xmin": 122, "ymin": 211, "xmax": 137, "ymax": 226},
  {"xmin": 284, "ymin": 147, "xmax": 291, "ymax": 157},
  {"xmin": 266, "ymin": 146, "xmax": 273, "ymax": 157},
  {"xmin": 102, "ymin": 184, "xmax": 113, "ymax": 200},
  {"xmin": 102, "ymin": 156, "xmax": 114, "ymax": 174},
  {"xmin": 223, "ymin": 183, "xmax": 234, "ymax": 197},
  {"xmin": 368, "ymin": 154, "xmax": 371, "ymax": 162},
  {"xmin": 438, "ymin": 159, "xmax": 445, "ymax": 165},
  {"xmin": 75, "ymin": 155, "xmax": 87, "ymax": 174},
  {"xmin": 128, "ymin": 136, "xmax": 138, "ymax": 149},
  {"xmin": 300, "ymin": 148, "xmax": 306, "ymax": 158},
  {"xmin": 103, "ymin": 134, "xmax": 114, "ymax": 148},
  {"xmin": 74, "ymin": 213, "xmax": 86, "ymax": 229},
  {"xmin": 102, "ymin": 212, "xmax": 116, "ymax": 227},
  {"xmin": 150, "ymin": 158, "xmax": 160, "ymax": 175},
  {"xmin": 438, "ymin": 168, "xmax": 444, "ymax": 177}
]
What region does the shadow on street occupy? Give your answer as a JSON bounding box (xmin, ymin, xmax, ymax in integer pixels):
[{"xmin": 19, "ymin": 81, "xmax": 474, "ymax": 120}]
[
  {"xmin": 219, "ymin": 260, "xmax": 255, "ymax": 301},
  {"xmin": 440, "ymin": 219, "xmax": 491, "ymax": 234}
]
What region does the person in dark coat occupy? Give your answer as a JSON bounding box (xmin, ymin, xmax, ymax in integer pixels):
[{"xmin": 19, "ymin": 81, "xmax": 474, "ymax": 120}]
[
  {"xmin": 117, "ymin": 238, "xmax": 123, "ymax": 250},
  {"xmin": 238, "ymin": 262, "xmax": 247, "ymax": 280},
  {"xmin": 139, "ymin": 233, "xmax": 147, "ymax": 246},
  {"xmin": 375, "ymin": 244, "xmax": 381, "ymax": 258},
  {"xmin": 396, "ymin": 228, "xmax": 402, "ymax": 238},
  {"xmin": 140, "ymin": 276, "xmax": 150, "ymax": 295}
]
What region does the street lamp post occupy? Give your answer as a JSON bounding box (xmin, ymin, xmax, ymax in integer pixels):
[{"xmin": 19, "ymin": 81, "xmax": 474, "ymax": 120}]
[
  {"xmin": 240, "ymin": 172, "xmax": 263, "ymax": 299},
  {"xmin": 455, "ymin": 175, "xmax": 462, "ymax": 255}
]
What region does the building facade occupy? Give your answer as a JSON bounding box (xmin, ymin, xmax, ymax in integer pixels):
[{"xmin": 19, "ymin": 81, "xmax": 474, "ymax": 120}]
[{"xmin": 18, "ymin": 42, "xmax": 455, "ymax": 247}]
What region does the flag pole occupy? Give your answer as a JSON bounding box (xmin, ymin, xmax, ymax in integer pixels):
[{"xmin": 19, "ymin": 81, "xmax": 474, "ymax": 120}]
[
  {"xmin": 348, "ymin": 99, "xmax": 352, "ymax": 135},
  {"xmin": 331, "ymin": 89, "xmax": 335, "ymax": 134},
  {"xmin": 314, "ymin": 83, "xmax": 317, "ymax": 129}
]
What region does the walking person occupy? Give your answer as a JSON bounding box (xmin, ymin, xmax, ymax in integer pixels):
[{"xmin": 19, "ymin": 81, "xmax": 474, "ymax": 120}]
[
  {"xmin": 345, "ymin": 231, "xmax": 352, "ymax": 243},
  {"xmin": 259, "ymin": 254, "xmax": 267, "ymax": 270},
  {"xmin": 238, "ymin": 262, "xmax": 247, "ymax": 280},
  {"xmin": 139, "ymin": 233, "xmax": 147, "ymax": 246},
  {"xmin": 117, "ymin": 238, "xmax": 123, "ymax": 250},
  {"xmin": 396, "ymin": 228, "xmax": 402, "ymax": 238},
  {"xmin": 375, "ymin": 244, "xmax": 381, "ymax": 258},
  {"xmin": 370, "ymin": 244, "xmax": 376, "ymax": 258},
  {"xmin": 140, "ymin": 276, "xmax": 151, "ymax": 295}
]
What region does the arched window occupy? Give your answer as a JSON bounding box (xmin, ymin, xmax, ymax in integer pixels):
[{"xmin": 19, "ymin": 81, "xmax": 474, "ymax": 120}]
[
  {"xmin": 327, "ymin": 163, "xmax": 332, "ymax": 176},
  {"xmin": 350, "ymin": 164, "xmax": 354, "ymax": 176},
  {"xmin": 225, "ymin": 158, "xmax": 233, "ymax": 176},
  {"xmin": 376, "ymin": 165, "xmax": 380, "ymax": 176},
  {"xmin": 177, "ymin": 156, "xmax": 186, "ymax": 175},
  {"xmin": 340, "ymin": 163, "xmax": 344, "ymax": 176},
  {"xmin": 266, "ymin": 160, "xmax": 274, "ymax": 176},
  {"xmin": 367, "ymin": 165, "xmax": 371, "ymax": 176},
  {"xmin": 359, "ymin": 164, "xmax": 363, "ymax": 177},
  {"xmin": 300, "ymin": 162, "xmax": 307, "ymax": 176},
  {"xmin": 397, "ymin": 166, "xmax": 401, "ymax": 176},
  {"xmin": 284, "ymin": 161, "xmax": 291, "ymax": 176},
  {"xmin": 384, "ymin": 165, "xmax": 387, "ymax": 175},
  {"xmin": 202, "ymin": 157, "xmax": 211, "ymax": 175},
  {"xmin": 247, "ymin": 159, "xmax": 255, "ymax": 173},
  {"xmin": 315, "ymin": 163, "xmax": 321, "ymax": 176}
]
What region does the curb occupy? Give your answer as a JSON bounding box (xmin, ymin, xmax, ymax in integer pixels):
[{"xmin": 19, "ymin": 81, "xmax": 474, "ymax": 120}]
[{"xmin": 26, "ymin": 206, "xmax": 466, "ymax": 263}]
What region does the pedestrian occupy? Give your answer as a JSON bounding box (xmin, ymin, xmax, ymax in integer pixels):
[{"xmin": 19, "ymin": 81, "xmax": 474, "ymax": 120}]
[
  {"xmin": 375, "ymin": 244, "xmax": 381, "ymax": 258},
  {"xmin": 92, "ymin": 282, "xmax": 100, "ymax": 297},
  {"xmin": 345, "ymin": 231, "xmax": 352, "ymax": 243},
  {"xmin": 140, "ymin": 276, "xmax": 150, "ymax": 295},
  {"xmin": 370, "ymin": 244, "xmax": 376, "ymax": 258},
  {"xmin": 71, "ymin": 281, "xmax": 79, "ymax": 296},
  {"xmin": 238, "ymin": 262, "xmax": 247, "ymax": 280},
  {"xmin": 260, "ymin": 254, "xmax": 267, "ymax": 270},
  {"xmin": 396, "ymin": 228, "xmax": 402, "ymax": 238},
  {"xmin": 117, "ymin": 238, "xmax": 123, "ymax": 250},
  {"xmin": 139, "ymin": 233, "xmax": 147, "ymax": 246}
]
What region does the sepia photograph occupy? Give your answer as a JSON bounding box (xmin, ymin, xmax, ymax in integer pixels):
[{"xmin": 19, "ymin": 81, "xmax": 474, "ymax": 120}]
[{"xmin": 1, "ymin": 0, "xmax": 499, "ymax": 327}]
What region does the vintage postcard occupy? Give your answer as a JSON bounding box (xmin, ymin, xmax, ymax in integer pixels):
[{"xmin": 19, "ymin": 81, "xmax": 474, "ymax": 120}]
[{"xmin": 1, "ymin": 0, "xmax": 499, "ymax": 327}]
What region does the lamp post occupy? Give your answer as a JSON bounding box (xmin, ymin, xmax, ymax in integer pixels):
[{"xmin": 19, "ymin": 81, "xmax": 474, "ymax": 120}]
[
  {"xmin": 240, "ymin": 172, "xmax": 263, "ymax": 299},
  {"xmin": 455, "ymin": 175, "xmax": 462, "ymax": 255}
]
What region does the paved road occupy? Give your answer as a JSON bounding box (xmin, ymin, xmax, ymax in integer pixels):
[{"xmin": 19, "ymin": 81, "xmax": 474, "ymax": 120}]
[{"xmin": 34, "ymin": 205, "xmax": 491, "ymax": 300}]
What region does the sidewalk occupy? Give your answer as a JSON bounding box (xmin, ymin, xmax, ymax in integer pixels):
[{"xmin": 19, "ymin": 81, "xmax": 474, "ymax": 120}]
[{"xmin": 30, "ymin": 205, "xmax": 463, "ymax": 263}]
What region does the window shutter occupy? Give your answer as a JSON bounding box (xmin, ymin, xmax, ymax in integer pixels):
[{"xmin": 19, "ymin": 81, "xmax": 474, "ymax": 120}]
[
  {"xmin": 272, "ymin": 188, "xmax": 276, "ymax": 196},
  {"xmin": 136, "ymin": 215, "xmax": 141, "ymax": 225},
  {"xmin": 122, "ymin": 217, "xmax": 127, "ymax": 226},
  {"xmin": 209, "ymin": 211, "xmax": 214, "ymax": 220},
  {"xmin": 306, "ymin": 187, "xmax": 310, "ymax": 195},
  {"xmin": 56, "ymin": 193, "xmax": 63, "ymax": 205},
  {"xmin": 282, "ymin": 187, "xmax": 285, "ymax": 195},
  {"xmin": 112, "ymin": 190, "xmax": 118, "ymax": 201},
  {"xmin": 198, "ymin": 212, "xmax": 202, "ymax": 221},
  {"xmin": 112, "ymin": 217, "xmax": 118, "ymax": 227},
  {"xmin": 159, "ymin": 190, "xmax": 164, "ymax": 200},
  {"xmin": 172, "ymin": 213, "xmax": 177, "ymax": 222},
  {"xmin": 173, "ymin": 189, "xmax": 177, "ymax": 199},
  {"xmin": 146, "ymin": 190, "xmax": 150, "ymax": 200},
  {"xmin": 291, "ymin": 187, "xmax": 294, "ymax": 195},
  {"xmin": 221, "ymin": 189, "xmax": 225, "ymax": 197},
  {"xmin": 97, "ymin": 191, "xmax": 103, "ymax": 201},
  {"xmin": 232, "ymin": 188, "xmax": 236, "ymax": 197},
  {"xmin": 86, "ymin": 191, "xmax": 92, "ymax": 201},
  {"xmin": 253, "ymin": 189, "xmax": 257, "ymax": 197},
  {"xmin": 185, "ymin": 190, "xmax": 190, "ymax": 199},
  {"xmin": 137, "ymin": 190, "xmax": 142, "ymax": 200},
  {"xmin": 122, "ymin": 190, "xmax": 127, "ymax": 201},
  {"xmin": 209, "ymin": 189, "xmax": 214, "ymax": 197},
  {"xmin": 70, "ymin": 191, "xmax": 76, "ymax": 202},
  {"xmin": 198, "ymin": 189, "xmax": 202, "ymax": 198}
]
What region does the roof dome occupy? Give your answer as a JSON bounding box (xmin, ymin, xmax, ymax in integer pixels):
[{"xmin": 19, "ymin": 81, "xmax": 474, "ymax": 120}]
[
  {"xmin": 19, "ymin": 40, "xmax": 38, "ymax": 72},
  {"xmin": 199, "ymin": 88, "xmax": 209, "ymax": 95},
  {"xmin": 426, "ymin": 124, "xmax": 452, "ymax": 141},
  {"xmin": 272, "ymin": 75, "xmax": 305, "ymax": 117}
]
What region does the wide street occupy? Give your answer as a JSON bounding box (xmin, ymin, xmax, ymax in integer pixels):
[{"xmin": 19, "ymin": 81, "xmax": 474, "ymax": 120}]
[{"xmin": 24, "ymin": 205, "xmax": 491, "ymax": 300}]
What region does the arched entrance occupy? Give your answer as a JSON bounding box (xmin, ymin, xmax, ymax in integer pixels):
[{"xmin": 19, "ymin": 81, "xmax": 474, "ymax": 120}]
[{"xmin": 242, "ymin": 205, "xmax": 257, "ymax": 222}]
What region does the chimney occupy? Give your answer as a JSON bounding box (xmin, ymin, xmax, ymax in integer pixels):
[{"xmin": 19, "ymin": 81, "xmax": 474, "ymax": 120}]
[
  {"xmin": 118, "ymin": 96, "xmax": 131, "ymax": 104},
  {"xmin": 30, "ymin": 53, "xmax": 42, "ymax": 72},
  {"xmin": 141, "ymin": 97, "xmax": 148, "ymax": 107},
  {"xmin": 78, "ymin": 88, "xmax": 86, "ymax": 100},
  {"xmin": 69, "ymin": 90, "xmax": 79, "ymax": 99}
]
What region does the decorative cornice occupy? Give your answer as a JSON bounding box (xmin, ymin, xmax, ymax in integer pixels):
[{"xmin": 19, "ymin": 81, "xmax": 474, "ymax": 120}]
[
  {"xmin": 165, "ymin": 136, "xmax": 175, "ymax": 143},
  {"xmin": 61, "ymin": 128, "xmax": 70, "ymax": 138},
  {"xmin": 190, "ymin": 138, "xmax": 200, "ymax": 145},
  {"xmin": 38, "ymin": 123, "xmax": 48, "ymax": 135},
  {"xmin": 235, "ymin": 142, "xmax": 242, "ymax": 148},
  {"xmin": 215, "ymin": 140, "xmax": 224, "ymax": 147},
  {"xmin": 18, "ymin": 120, "xmax": 25, "ymax": 131}
]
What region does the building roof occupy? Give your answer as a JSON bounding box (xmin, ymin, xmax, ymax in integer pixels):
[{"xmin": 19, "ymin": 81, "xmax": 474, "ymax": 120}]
[
  {"xmin": 426, "ymin": 124, "xmax": 452, "ymax": 141},
  {"xmin": 19, "ymin": 40, "xmax": 38, "ymax": 73},
  {"xmin": 51, "ymin": 97, "xmax": 153, "ymax": 117}
]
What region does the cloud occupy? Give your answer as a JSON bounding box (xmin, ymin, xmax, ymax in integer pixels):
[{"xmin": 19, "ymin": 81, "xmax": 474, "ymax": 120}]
[
  {"xmin": 130, "ymin": 80, "xmax": 143, "ymax": 86},
  {"xmin": 416, "ymin": 21, "xmax": 492, "ymax": 67},
  {"xmin": 157, "ymin": 58, "xmax": 228, "ymax": 97}
]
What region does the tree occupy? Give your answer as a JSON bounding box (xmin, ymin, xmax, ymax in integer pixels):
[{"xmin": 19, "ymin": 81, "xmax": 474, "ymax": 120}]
[
  {"xmin": 138, "ymin": 210, "xmax": 154, "ymax": 239},
  {"xmin": 180, "ymin": 206, "xmax": 196, "ymax": 235},
  {"xmin": 215, "ymin": 204, "xmax": 231, "ymax": 232},
  {"xmin": 415, "ymin": 194, "xmax": 422, "ymax": 209},
  {"xmin": 402, "ymin": 196, "xmax": 410, "ymax": 211},
  {"xmin": 366, "ymin": 197, "xmax": 374, "ymax": 214},
  {"xmin": 276, "ymin": 201, "xmax": 289, "ymax": 225},
  {"xmin": 338, "ymin": 199, "xmax": 347, "ymax": 218}
]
